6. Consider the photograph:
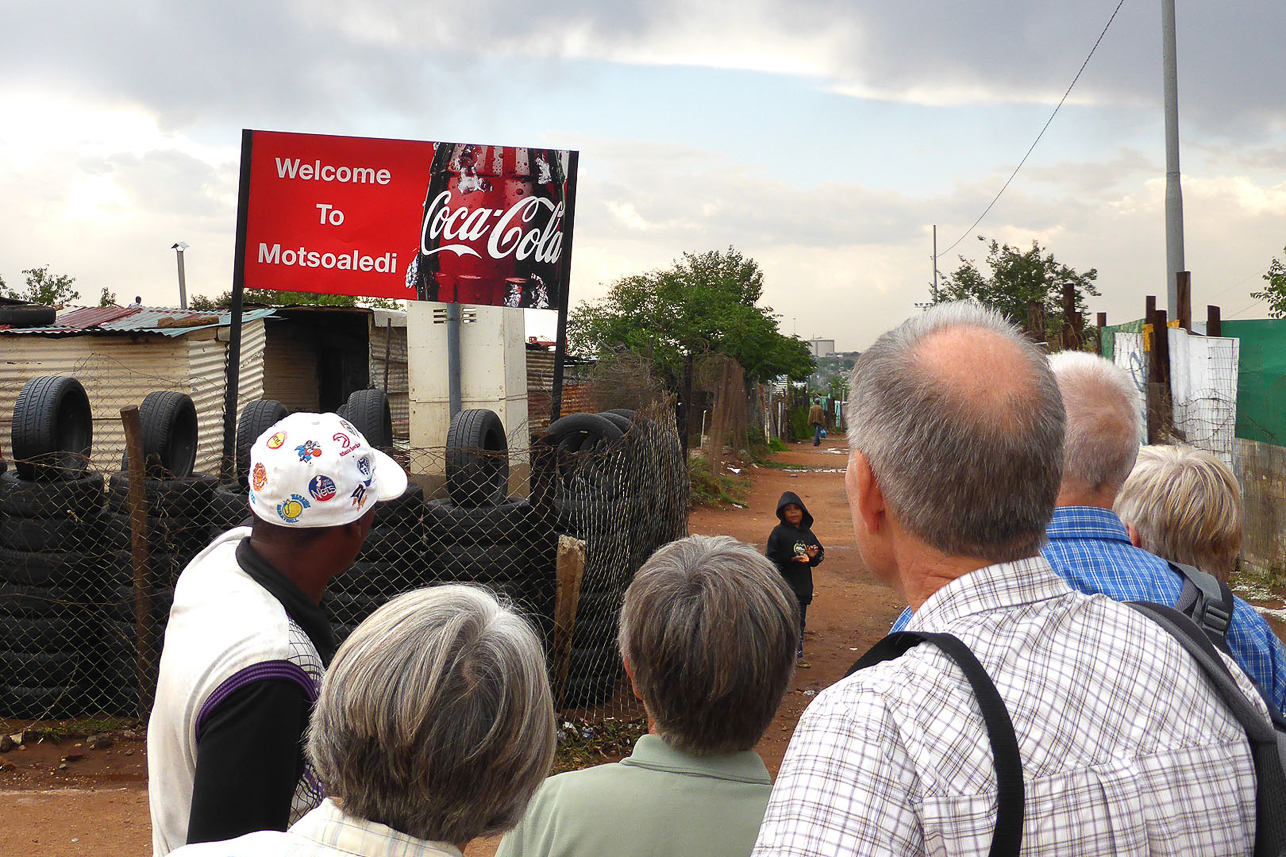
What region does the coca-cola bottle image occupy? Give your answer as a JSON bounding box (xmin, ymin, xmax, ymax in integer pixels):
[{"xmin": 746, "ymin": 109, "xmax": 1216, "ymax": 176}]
[{"xmin": 408, "ymin": 143, "xmax": 566, "ymax": 309}]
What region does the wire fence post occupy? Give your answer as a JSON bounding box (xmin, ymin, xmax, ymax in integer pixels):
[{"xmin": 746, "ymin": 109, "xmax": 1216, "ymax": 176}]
[{"xmin": 121, "ymin": 406, "xmax": 155, "ymax": 717}]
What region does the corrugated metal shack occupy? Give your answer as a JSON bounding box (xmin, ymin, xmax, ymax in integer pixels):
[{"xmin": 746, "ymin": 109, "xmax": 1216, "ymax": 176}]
[
  {"xmin": 259, "ymin": 306, "xmax": 408, "ymax": 445},
  {"xmin": 0, "ymin": 306, "xmax": 273, "ymax": 474}
]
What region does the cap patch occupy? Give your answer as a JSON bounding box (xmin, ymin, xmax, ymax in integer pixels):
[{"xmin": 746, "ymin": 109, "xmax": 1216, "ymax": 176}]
[
  {"xmin": 267, "ymin": 431, "xmax": 287, "ymax": 449},
  {"xmin": 277, "ymin": 494, "xmax": 311, "ymax": 523},
  {"xmin": 295, "ymin": 440, "xmax": 323, "ymax": 462},
  {"xmin": 308, "ymin": 474, "xmax": 337, "ymax": 502},
  {"xmin": 251, "ymin": 462, "xmax": 267, "ymax": 491}
]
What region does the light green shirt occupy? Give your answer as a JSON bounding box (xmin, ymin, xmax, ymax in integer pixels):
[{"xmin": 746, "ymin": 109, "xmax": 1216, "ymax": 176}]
[{"xmin": 498, "ymin": 734, "xmax": 773, "ymax": 857}]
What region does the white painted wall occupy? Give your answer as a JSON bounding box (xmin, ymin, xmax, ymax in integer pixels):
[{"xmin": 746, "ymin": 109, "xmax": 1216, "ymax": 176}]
[{"xmin": 407, "ymin": 303, "xmax": 529, "ymax": 471}]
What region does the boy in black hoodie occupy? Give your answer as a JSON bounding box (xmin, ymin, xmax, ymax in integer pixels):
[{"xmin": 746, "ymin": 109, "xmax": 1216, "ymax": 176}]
[{"xmin": 765, "ymin": 491, "xmax": 824, "ymax": 667}]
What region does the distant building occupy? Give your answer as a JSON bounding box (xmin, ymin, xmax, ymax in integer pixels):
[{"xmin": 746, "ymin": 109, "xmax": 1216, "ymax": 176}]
[{"xmin": 808, "ymin": 338, "xmax": 835, "ymax": 358}]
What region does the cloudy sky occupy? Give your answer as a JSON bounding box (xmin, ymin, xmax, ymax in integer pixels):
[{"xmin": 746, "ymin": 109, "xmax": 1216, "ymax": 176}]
[{"xmin": 2, "ymin": 0, "xmax": 1283, "ymax": 350}]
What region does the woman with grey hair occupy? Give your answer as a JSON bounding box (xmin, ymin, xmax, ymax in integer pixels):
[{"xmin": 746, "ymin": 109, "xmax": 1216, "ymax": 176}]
[
  {"xmin": 170, "ymin": 585, "xmax": 556, "ymax": 857},
  {"xmin": 498, "ymin": 534, "xmax": 800, "ymax": 857}
]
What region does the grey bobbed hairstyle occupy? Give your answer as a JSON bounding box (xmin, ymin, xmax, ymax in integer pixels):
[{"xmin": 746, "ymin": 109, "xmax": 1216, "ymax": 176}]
[
  {"xmin": 1048, "ymin": 350, "xmax": 1142, "ymax": 497},
  {"xmin": 307, "ymin": 585, "xmax": 555, "ymax": 845},
  {"xmin": 845, "ymin": 302, "xmax": 1065, "ymax": 563},
  {"xmin": 619, "ymin": 534, "xmax": 799, "ymax": 755}
]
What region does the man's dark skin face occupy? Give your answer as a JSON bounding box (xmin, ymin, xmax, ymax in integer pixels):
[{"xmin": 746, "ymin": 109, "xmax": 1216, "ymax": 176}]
[
  {"xmin": 249, "ymin": 505, "xmax": 377, "ymax": 603},
  {"xmin": 783, "ymin": 503, "xmax": 804, "ymax": 526}
]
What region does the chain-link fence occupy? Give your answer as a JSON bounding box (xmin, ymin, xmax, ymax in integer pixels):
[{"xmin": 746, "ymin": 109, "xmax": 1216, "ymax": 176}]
[{"xmin": 0, "ymin": 397, "xmax": 687, "ymax": 724}]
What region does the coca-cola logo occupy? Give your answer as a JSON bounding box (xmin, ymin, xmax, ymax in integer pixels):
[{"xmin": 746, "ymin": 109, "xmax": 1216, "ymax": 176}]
[{"xmin": 420, "ymin": 191, "xmax": 564, "ymax": 264}]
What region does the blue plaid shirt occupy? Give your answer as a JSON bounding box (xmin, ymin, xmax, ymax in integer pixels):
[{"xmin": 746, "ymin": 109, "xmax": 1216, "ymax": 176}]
[{"xmin": 890, "ymin": 506, "xmax": 1286, "ymax": 711}]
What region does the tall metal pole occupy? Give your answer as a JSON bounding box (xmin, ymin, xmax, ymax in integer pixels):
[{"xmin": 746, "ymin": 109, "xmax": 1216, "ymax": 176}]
[
  {"xmin": 172, "ymin": 242, "xmax": 189, "ymax": 309},
  {"xmin": 446, "ymin": 302, "xmax": 462, "ymax": 418},
  {"xmin": 1162, "ymin": 0, "xmax": 1185, "ymax": 318},
  {"xmin": 932, "ymin": 224, "xmax": 939, "ymax": 302},
  {"xmin": 223, "ymin": 131, "xmax": 253, "ymax": 481}
]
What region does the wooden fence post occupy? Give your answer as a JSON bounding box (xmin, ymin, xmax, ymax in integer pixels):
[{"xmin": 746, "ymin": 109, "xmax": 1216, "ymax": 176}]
[
  {"xmin": 1177, "ymin": 271, "xmax": 1192, "ymax": 331},
  {"xmin": 122, "ymin": 406, "xmax": 155, "ymax": 718},
  {"xmin": 1096, "ymin": 312, "xmax": 1108, "ymax": 355},
  {"xmin": 1207, "ymin": 305, "xmax": 1222, "ymax": 337}
]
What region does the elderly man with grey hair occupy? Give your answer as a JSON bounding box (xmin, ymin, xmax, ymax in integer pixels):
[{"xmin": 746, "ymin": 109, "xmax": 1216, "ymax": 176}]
[
  {"xmin": 170, "ymin": 585, "xmax": 556, "ymax": 857},
  {"xmin": 754, "ymin": 303, "xmax": 1267, "ymax": 856},
  {"xmin": 498, "ymin": 534, "xmax": 799, "ymax": 857},
  {"xmin": 889, "ymin": 349, "xmax": 1286, "ymax": 712}
]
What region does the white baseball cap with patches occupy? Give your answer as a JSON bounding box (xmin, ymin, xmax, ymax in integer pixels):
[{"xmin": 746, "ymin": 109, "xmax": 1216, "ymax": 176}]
[{"xmin": 247, "ymin": 411, "xmax": 408, "ymax": 528}]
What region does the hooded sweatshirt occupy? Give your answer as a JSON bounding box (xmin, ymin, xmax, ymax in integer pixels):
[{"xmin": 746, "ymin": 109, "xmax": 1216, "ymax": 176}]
[{"xmin": 765, "ymin": 491, "xmax": 825, "ymax": 604}]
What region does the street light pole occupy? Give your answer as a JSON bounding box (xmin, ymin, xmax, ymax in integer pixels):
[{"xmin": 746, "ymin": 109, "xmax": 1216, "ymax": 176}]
[
  {"xmin": 1161, "ymin": 0, "xmax": 1184, "ymax": 318},
  {"xmin": 172, "ymin": 242, "xmax": 189, "ymax": 309}
]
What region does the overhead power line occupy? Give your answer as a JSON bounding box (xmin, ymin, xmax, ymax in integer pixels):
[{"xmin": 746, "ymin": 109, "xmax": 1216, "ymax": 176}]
[{"xmin": 941, "ymin": 0, "xmax": 1129, "ymax": 257}]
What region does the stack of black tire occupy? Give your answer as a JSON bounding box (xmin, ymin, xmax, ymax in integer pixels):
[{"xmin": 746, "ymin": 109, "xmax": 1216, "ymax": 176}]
[
  {"xmin": 0, "ymin": 376, "xmax": 101, "ymax": 717},
  {"xmin": 99, "ymin": 391, "xmax": 216, "ymax": 715},
  {"xmin": 545, "ymin": 410, "xmax": 639, "ymax": 707},
  {"xmin": 424, "ymin": 409, "xmax": 556, "ymax": 642},
  {"xmin": 322, "ymin": 389, "xmax": 427, "ymax": 641}
]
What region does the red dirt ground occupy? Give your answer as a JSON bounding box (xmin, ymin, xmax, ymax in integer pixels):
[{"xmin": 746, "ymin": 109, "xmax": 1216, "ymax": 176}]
[{"xmin": 3, "ymin": 437, "xmax": 1281, "ymax": 856}]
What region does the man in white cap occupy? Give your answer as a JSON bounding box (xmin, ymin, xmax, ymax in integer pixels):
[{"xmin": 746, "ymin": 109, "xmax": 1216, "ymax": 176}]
[{"xmin": 147, "ymin": 412, "xmax": 408, "ymax": 856}]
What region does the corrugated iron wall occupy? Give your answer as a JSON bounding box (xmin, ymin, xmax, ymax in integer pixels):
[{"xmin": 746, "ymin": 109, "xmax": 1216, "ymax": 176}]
[
  {"xmin": 0, "ymin": 320, "xmax": 266, "ymax": 476},
  {"xmin": 261, "ymin": 319, "xmax": 320, "ymax": 413},
  {"xmin": 368, "ymin": 318, "xmax": 409, "ymax": 444}
]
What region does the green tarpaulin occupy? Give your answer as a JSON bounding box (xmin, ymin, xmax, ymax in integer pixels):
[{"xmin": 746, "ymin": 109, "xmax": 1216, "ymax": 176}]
[{"xmin": 1221, "ymin": 319, "xmax": 1286, "ymax": 446}]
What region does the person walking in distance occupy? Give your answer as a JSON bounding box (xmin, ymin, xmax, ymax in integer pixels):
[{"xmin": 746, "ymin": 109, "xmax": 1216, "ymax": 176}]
[
  {"xmin": 808, "ymin": 398, "xmax": 825, "ymax": 446},
  {"xmin": 766, "ymin": 491, "xmax": 824, "ymax": 667}
]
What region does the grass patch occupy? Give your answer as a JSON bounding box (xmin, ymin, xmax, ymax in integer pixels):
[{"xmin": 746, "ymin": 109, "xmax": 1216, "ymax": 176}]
[{"xmin": 688, "ymin": 457, "xmax": 750, "ymax": 507}]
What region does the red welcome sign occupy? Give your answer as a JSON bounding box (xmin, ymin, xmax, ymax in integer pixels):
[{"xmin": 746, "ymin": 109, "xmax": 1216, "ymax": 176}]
[{"xmin": 238, "ymin": 130, "xmax": 575, "ymax": 309}]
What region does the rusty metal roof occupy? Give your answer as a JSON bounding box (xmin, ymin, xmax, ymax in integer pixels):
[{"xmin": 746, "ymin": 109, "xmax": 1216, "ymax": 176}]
[{"xmin": 0, "ymin": 306, "xmax": 276, "ymax": 337}]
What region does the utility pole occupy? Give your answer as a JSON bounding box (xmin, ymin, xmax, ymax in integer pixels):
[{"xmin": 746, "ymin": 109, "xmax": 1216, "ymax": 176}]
[
  {"xmin": 171, "ymin": 242, "xmax": 189, "ymax": 309},
  {"xmin": 932, "ymin": 225, "xmax": 939, "ymax": 303},
  {"xmin": 1162, "ymin": 0, "xmax": 1185, "ymax": 319}
]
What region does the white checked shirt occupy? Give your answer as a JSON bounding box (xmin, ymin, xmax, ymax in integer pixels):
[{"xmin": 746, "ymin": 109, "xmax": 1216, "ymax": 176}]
[
  {"xmin": 754, "ymin": 556, "xmax": 1264, "ymax": 856},
  {"xmin": 170, "ymin": 799, "xmax": 464, "ymax": 857}
]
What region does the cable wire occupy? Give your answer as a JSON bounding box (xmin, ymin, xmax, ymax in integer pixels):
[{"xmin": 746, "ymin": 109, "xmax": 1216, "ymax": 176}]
[{"xmin": 941, "ymin": 0, "xmax": 1128, "ymax": 257}]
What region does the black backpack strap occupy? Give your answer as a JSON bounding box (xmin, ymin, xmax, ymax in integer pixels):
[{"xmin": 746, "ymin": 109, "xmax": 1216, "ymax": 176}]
[
  {"xmin": 1127, "ymin": 601, "xmax": 1286, "ymax": 856},
  {"xmin": 848, "ymin": 632, "xmax": 1024, "ymax": 857},
  {"xmin": 1169, "ymin": 560, "xmax": 1235, "ymax": 653}
]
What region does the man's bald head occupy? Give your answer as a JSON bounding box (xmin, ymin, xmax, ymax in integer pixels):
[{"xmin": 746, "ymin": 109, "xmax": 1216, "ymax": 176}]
[
  {"xmin": 1047, "ymin": 351, "xmax": 1141, "ymax": 504},
  {"xmin": 846, "ymin": 303, "xmax": 1065, "ymax": 563}
]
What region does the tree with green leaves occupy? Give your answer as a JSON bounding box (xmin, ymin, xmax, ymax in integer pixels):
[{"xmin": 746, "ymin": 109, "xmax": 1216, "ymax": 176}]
[
  {"xmin": 929, "ymin": 237, "xmax": 1100, "ymax": 340},
  {"xmin": 189, "ymin": 290, "xmax": 402, "ymax": 311},
  {"xmin": 99, "ymin": 287, "xmax": 118, "ymax": 307},
  {"xmin": 1250, "ymin": 246, "xmax": 1286, "ymax": 318},
  {"xmin": 2, "ymin": 266, "xmax": 80, "ymax": 306},
  {"xmin": 569, "ymin": 247, "xmax": 814, "ymax": 391}
]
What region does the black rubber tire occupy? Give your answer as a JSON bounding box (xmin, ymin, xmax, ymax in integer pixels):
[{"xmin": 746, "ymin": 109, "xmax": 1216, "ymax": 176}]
[
  {"xmin": 99, "ymin": 550, "xmax": 183, "ymax": 590},
  {"xmin": 605, "ymin": 408, "xmax": 636, "ymax": 421},
  {"xmin": 345, "ymin": 389, "xmax": 393, "ymax": 448},
  {"xmin": 12, "ymin": 376, "xmax": 93, "ymax": 481},
  {"xmin": 0, "ymin": 613, "xmax": 80, "ymax": 653},
  {"xmin": 0, "ymin": 581, "xmax": 78, "ymax": 615},
  {"xmin": 134, "ymin": 391, "xmax": 198, "ymax": 478},
  {"xmin": 596, "ymin": 411, "xmax": 632, "ymax": 433},
  {"xmin": 99, "ymin": 511, "xmax": 208, "ymax": 556},
  {"xmin": 0, "ymin": 471, "xmax": 105, "ymax": 518},
  {"xmin": 373, "ymin": 481, "xmax": 424, "ymax": 527},
  {"xmin": 424, "ymin": 498, "xmax": 539, "ymax": 546},
  {"xmin": 0, "ymin": 683, "xmax": 83, "ymax": 719},
  {"xmin": 107, "ymin": 472, "xmax": 217, "ymax": 519},
  {"xmin": 545, "ymin": 413, "xmax": 623, "ymax": 453},
  {"xmin": 208, "ymin": 482, "xmax": 251, "ymax": 531},
  {"xmin": 0, "ymin": 650, "xmax": 83, "ymax": 687},
  {"xmin": 322, "ymin": 590, "xmax": 388, "ymax": 627},
  {"xmin": 0, "ymin": 304, "xmax": 56, "ymax": 327},
  {"xmin": 558, "ymin": 671, "xmax": 621, "ymax": 709},
  {"xmin": 445, "ymin": 409, "xmax": 509, "ymax": 508},
  {"xmin": 236, "ymin": 400, "xmax": 289, "ymax": 489},
  {"xmin": 357, "ymin": 524, "xmax": 423, "ymax": 562},
  {"xmin": 105, "ymin": 584, "xmax": 174, "ymax": 623},
  {"xmin": 0, "ymin": 512, "xmax": 99, "ymax": 552},
  {"xmin": 428, "ymin": 541, "xmax": 550, "ymax": 585},
  {"xmin": 330, "ymin": 560, "xmax": 403, "ymax": 596},
  {"xmin": 0, "ymin": 547, "xmax": 87, "ymax": 587}
]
